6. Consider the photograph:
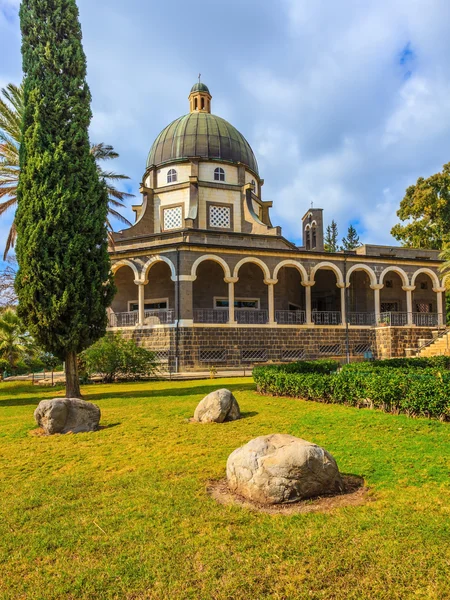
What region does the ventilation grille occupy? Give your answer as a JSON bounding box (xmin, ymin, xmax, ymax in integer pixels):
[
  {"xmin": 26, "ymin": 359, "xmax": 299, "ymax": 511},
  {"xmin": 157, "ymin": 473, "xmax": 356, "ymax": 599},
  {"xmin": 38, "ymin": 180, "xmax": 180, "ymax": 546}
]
[
  {"xmin": 209, "ymin": 205, "xmax": 231, "ymax": 229},
  {"xmin": 319, "ymin": 344, "xmax": 342, "ymax": 355},
  {"xmin": 281, "ymin": 349, "xmax": 306, "ymax": 362},
  {"xmin": 163, "ymin": 206, "xmax": 182, "ymax": 230},
  {"xmin": 353, "ymin": 344, "xmax": 372, "ymax": 355},
  {"xmin": 241, "ymin": 349, "xmax": 268, "ymax": 362},
  {"xmin": 152, "ymin": 350, "xmax": 169, "ymax": 363},
  {"xmin": 199, "ymin": 349, "xmax": 227, "ymax": 363}
]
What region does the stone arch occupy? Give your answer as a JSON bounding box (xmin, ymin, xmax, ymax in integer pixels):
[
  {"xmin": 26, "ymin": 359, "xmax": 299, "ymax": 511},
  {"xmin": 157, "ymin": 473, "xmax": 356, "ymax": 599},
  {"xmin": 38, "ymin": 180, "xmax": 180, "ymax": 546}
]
[
  {"xmin": 191, "ymin": 254, "xmax": 231, "ymax": 280},
  {"xmin": 111, "ymin": 260, "xmax": 140, "ymax": 281},
  {"xmin": 273, "ymin": 260, "xmax": 308, "ymax": 283},
  {"xmin": 410, "ymin": 268, "xmax": 440, "ymax": 289},
  {"xmin": 142, "ymin": 256, "xmax": 177, "ymax": 283},
  {"xmin": 379, "ymin": 266, "xmax": 409, "ymax": 287},
  {"xmin": 310, "ymin": 262, "xmax": 344, "ymax": 286},
  {"xmin": 346, "ymin": 264, "xmax": 377, "ymax": 287},
  {"xmin": 233, "ymin": 257, "xmax": 271, "ymax": 281}
]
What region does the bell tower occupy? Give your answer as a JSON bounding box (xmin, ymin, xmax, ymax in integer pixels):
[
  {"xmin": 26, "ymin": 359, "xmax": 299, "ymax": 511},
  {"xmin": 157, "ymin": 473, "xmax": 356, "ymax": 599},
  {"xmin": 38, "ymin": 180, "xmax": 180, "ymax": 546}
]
[{"xmin": 189, "ymin": 78, "xmax": 212, "ymax": 113}]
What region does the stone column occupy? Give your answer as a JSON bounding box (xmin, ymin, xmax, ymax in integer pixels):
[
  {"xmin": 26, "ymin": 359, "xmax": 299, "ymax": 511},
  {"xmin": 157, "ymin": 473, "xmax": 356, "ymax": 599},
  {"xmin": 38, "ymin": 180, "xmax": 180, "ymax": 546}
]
[
  {"xmin": 265, "ymin": 279, "xmax": 278, "ymax": 325},
  {"xmin": 224, "ymin": 277, "xmax": 239, "ymax": 325},
  {"xmin": 371, "ymin": 284, "xmax": 384, "ymax": 324},
  {"xmin": 433, "ymin": 287, "xmax": 446, "ymax": 326},
  {"xmin": 402, "ymin": 286, "xmax": 416, "ymax": 325},
  {"xmin": 175, "ymin": 276, "xmax": 194, "ymax": 326},
  {"xmin": 135, "ymin": 280, "xmax": 146, "ymax": 326},
  {"xmin": 302, "ymin": 281, "xmax": 314, "ymax": 325},
  {"xmin": 337, "ymin": 283, "xmax": 347, "ymax": 325}
]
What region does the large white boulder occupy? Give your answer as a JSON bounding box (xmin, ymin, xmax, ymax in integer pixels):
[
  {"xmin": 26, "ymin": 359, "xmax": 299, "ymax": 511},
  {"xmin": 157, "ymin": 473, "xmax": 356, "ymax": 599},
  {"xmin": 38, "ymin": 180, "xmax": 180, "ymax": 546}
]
[
  {"xmin": 193, "ymin": 388, "xmax": 241, "ymax": 423},
  {"xmin": 34, "ymin": 398, "xmax": 101, "ymax": 434},
  {"xmin": 227, "ymin": 434, "xmax": 343, "ymax": 504}
]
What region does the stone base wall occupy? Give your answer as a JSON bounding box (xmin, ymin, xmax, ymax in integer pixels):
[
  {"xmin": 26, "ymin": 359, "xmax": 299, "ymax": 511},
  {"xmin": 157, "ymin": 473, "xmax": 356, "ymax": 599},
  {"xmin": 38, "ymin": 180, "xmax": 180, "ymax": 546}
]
[
  {"xmin": 374, "ymin": 326, "xmax": 434, "ymax": 360},
  {"xmin": 114, "ymin": 325, "xmax": 436, "ymax": 371}
]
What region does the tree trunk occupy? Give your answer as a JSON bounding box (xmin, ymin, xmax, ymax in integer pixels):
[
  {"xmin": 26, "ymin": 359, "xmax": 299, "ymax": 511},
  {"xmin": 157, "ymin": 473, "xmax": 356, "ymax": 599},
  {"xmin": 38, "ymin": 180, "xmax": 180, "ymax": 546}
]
[{"xmin": 65, "ymin": 350, "xmax": 81, "ymax": 398}]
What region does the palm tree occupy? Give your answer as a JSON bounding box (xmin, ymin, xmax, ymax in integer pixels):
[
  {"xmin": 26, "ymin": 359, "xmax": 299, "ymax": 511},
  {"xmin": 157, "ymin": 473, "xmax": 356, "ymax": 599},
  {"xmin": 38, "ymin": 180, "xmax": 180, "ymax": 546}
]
[
  {"xmin": 0, "ymin": 308, "xmax": 35, "ymax": 370},
  {"xmin": 0, "ymin": 82, "xmax": 133, "ymax": 259}
]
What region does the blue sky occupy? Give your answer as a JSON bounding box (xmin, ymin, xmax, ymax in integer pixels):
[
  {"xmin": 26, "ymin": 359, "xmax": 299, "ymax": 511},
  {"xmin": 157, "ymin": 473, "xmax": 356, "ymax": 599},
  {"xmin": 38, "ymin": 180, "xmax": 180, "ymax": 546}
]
[{"xmin": 2, "ymin": 0, "xmax": 450, "ymax": 261}]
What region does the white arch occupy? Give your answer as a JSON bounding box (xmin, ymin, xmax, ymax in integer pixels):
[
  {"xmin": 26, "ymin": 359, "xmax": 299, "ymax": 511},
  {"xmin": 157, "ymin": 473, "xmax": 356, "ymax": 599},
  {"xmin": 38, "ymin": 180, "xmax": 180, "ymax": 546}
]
[
  {"xmin": 346, "ymin": 264, "xmax": 377, "ymax": 287},
  {"xmin": 410, "ymin": 268, "xmax": 440, "ymax": 289},
  {"xmin": 379, "ymin": 266, "xmax": 409, "ymax": 287},
  {"xmin": 273, "ymin": 260, "xmax": 308, "ymax": 283},
  {"xmin": 142, "ymin": 256, "xmax": 177, "ymax": 282},
  {"xmin": 190, "ymin": 254, "xmax": 232, "ymax": 280},
  {"xmin": 233, "ymin": 257, "xmax": 271, "ymax": 281},
  {"xmin": 111, "ymin": 260, "xmax": 140, "ymax": 281},
  {"xmin": 310, "ymin": 261, "xmax": 344, "ymax": 286}
]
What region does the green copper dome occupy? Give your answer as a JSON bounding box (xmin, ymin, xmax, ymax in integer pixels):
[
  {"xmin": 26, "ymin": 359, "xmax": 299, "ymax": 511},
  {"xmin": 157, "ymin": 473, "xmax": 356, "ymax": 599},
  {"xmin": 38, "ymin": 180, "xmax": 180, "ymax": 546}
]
[
  {"xmin": 190, "ymin": 82, "xmax": 210, "ymax": 94},
  {"xmin": 147, "ymin": 112, "xmax": 259, "ymax": 175}
]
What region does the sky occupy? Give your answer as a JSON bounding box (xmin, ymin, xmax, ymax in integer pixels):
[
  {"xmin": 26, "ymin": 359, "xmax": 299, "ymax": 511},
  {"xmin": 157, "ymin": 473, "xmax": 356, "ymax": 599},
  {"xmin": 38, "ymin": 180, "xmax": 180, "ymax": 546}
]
[{"xmin": 2, "ymin": 0, "xmax": 450, "ymax": 260}]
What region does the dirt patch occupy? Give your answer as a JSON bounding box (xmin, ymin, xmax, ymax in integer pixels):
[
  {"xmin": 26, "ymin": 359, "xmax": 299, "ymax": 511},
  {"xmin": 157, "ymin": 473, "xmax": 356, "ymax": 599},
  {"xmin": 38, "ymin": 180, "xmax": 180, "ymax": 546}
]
[{"xmin": 207, "ymin": 474, "xmax": 370, "ymax": 515}]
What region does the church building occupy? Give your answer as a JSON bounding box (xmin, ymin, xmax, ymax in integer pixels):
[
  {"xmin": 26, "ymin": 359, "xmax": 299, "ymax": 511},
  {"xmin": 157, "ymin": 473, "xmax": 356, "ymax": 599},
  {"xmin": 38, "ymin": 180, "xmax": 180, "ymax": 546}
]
[{"xmin": 108, "ymin": 82, "xmax": 446, "ymax": 370}]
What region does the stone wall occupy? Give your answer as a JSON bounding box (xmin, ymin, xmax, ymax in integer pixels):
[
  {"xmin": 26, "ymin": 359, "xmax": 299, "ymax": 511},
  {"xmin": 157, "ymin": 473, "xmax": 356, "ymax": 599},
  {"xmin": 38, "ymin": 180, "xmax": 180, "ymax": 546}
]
[
  {"xmin": 374, "ymin": 326, "xmax": 434, "ymax": 360},
  {"xmin": 117, "ymin": 325, "xmax": 437, "ymax": 371}
]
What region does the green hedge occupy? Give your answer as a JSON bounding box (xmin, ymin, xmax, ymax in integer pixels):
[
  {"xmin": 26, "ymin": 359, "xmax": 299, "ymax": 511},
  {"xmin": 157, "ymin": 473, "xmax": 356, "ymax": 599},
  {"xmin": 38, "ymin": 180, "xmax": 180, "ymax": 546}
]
[{"xmin": 253, "ymin": 359, "xmax": 450, "ymax": 420}]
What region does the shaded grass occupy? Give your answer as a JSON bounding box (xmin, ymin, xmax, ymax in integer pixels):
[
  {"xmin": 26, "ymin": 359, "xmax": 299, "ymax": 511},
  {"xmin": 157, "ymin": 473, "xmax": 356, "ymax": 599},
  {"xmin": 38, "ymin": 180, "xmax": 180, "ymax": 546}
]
[{"xmin": 0, "ymin": 378, "xmax": 449, "ymax": 599}]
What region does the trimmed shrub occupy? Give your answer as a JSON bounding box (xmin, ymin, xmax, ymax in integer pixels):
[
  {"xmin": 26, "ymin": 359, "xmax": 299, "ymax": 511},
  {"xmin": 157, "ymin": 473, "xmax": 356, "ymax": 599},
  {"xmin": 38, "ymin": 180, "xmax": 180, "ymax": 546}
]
[
  {"xmin": 81, "ymin": 332, "xmax": 157, "ymax": 383},
  {"xmin": 253, "ymin": 359, "xmax": 450, "ymax": 420}
]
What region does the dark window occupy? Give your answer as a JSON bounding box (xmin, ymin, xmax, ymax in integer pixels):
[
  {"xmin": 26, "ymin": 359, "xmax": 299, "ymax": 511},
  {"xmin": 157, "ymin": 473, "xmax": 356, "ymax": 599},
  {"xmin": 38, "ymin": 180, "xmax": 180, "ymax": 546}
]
[
  {"xmin": 167, "ymin": 169, "xmax": 177, "ymax": 183},
  {"xmin": 201, "ymin": 97, "xmax": 205, "ymax": 110},
  {"xmin": 214, "ymin": 167, "xmax": 225, "ymax": 181},
  {"xmin": 420, "ymin": 281, "xmax": 428, "ymax": 290},
  {"xmin": 130, "ymin": 301, "xmax": 168, "ymax": 312},
  {"xmin": 385, "ymin": 280, "xmax": 393, "ymax": 288},
  {"xmin": 194, "ymin": 98, "xmax": 198, "ymax": 110},
  {"xmin": 251, "ymin": 179, "xmax": 256, "ymax": 192},
  {"xmin": 312, "ymin": 226, "xmax": 317, "ymax": 248}
]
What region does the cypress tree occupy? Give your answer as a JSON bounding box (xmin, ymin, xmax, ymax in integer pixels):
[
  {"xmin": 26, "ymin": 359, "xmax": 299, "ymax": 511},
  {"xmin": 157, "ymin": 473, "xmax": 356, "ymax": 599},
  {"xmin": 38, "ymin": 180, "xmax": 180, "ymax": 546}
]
[
  {"xmin": 16, "ymin": 0, "xmax": 115, "ymax": 398},
  {"xmin": 342, "ymin": 224, "xmax": 361, "ymax": 251},
  {"xmin": 324, "ymin": 220, "xmax": 339, "ymax": 253}
]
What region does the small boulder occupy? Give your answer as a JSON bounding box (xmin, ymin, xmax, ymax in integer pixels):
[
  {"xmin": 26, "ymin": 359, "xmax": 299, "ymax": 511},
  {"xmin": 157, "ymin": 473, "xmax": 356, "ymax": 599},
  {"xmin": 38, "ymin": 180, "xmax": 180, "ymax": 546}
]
[
  {"xmin": 227, "ymin": 434, "xmax": 343, "ymax": 504},
  {"xmin": 34, "ymin": 398, "xmax": 101, "ymax": 435},
  {"xmin": 193, "ymin": 388, "xmax": 241, "ymax": 423}
]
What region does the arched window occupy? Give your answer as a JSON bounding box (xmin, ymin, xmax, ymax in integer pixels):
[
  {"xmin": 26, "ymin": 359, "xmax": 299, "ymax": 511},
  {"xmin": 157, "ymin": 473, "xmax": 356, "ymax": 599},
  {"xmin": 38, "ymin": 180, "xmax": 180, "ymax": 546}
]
[
  {"xmin": 214, "ymin": 167, "xmax": 225, "ymax": 182},
  {"xmin": 201, "ymin": 97, "xmax": 205, "ymax": 110},
  {"xmin": 167, "ymin": 169, "xmax": 177, "ymax": 184},
  {"xmin": 251, "ymin": 179, "xmax": 256, "ymax": 193},
  {"xmin": 194, "ymin": 98, "xmax": 198, "ymax": 110},
  {"xmin": 312, "ymin": 225, "xmax": 317, "ymax": 249}
]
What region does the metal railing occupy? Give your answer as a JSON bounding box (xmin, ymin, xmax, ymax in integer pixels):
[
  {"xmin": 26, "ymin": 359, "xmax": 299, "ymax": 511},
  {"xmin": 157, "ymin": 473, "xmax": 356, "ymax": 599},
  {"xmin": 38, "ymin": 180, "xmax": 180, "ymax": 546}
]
[
  {"xmin": 412, "ymin": 312, "xmax": 440, "ymax": 327},
  {"xmin": 143, "ymin": 309, "xmax": 175, "ymax": 325},
  {"xmin": 312, "ymin": 311, "xmax": 342, "ymax": 325},
  {"xmin": 109, "ymin": 309, "xmax": 174, "ymax": 327},
  {"xmin": 194, "ymin": 309, "xmax": 229, "ymax": 324},
  {"xmin": 108, "ymin": 311, "xmax": 139, "ymax": 328},
  {"xmin": 378, "ymin": 312, "xmax": 441, "ymax": 327},
  {"xmin": 236, "ymin": 309, "xmax": 268, "ymax": 324},
  {"xmin": 275, "ymin": 310, "xmax": 306, "ymax": 325},
  {"xmin": 347, "ymin": 312, "xmax": 376, "ymax": 326},
  {"xmin": 417, "ymin": 327, "xmax": 450, "ymax": 355}
]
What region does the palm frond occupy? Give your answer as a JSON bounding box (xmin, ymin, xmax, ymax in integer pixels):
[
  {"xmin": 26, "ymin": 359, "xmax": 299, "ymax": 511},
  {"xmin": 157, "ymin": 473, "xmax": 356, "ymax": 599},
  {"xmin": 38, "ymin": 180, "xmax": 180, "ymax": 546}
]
[
  {"xmin": 0, "ymin": 197, "xmax": 17, "ymax": 215},
  {"xmin": 91, "ymin": 143, "xmax": 119, "ymax": 161},
  {"xmin": 106, "ymin": 186, "xmax": 135, "ymax": 202},
  {"xmin": 107, "ymin": 208, "xmax": 132, "ymax": 226},
  {"xmin": 108, "ymin": 198, "xmax": 127, "ymax": 209},
  {"xmin": 3, "ymin": 222, "xmax": 16, "ymax": 261}
]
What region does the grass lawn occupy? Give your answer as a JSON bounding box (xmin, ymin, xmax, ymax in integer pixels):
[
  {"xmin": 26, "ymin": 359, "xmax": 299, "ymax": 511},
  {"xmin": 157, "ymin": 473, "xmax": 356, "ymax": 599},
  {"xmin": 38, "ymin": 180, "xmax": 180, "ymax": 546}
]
[{"xmin": 0, "ymin": 378, "xmax": 449, "ymax": 600}]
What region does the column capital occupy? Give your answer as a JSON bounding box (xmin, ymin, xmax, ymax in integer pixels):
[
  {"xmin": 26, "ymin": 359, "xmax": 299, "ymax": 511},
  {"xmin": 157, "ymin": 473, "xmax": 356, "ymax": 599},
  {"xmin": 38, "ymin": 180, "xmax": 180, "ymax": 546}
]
[
  {"xmin": 301, "ymin": 280, "xmax": 315, "ymax": 287},
  {"xmin": 134, "ymin": 279, "xmax": 148, "ymax": 286},
  {"xmin": 370, "ymin": 284, "xmax": 384, "ymax": 290},
  {"xmin": 433, "ymin": 287, "xmax": 447, "ymax": 293},
  {"xmin": 224, "ymin": 277, "xmax": 239, "ymax": 284},
  {"xmin": 336, "ymin": 282, "xmax": 349, "ymax": 289},
  {"xmin": 264, "ymin": 279, "xmax": 278, "ymax": 286},
  {"xmin": 402, "ymin": 286, "xmax": 416, "ymax": 292}
]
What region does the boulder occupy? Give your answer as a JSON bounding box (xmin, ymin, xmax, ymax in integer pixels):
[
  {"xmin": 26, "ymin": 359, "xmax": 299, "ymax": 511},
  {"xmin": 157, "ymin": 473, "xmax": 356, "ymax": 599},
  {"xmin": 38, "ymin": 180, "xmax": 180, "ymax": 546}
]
[
  {"xmin": 193, "ymin": 388, "xmax": 241, "ymax": 423},
  {"xmin": 34, "ymin": 398, "xmax": 101, "ymax": 435},
  {"xmin": 227, "ymin": 434, "xmax": 343, "ymax": 504}
]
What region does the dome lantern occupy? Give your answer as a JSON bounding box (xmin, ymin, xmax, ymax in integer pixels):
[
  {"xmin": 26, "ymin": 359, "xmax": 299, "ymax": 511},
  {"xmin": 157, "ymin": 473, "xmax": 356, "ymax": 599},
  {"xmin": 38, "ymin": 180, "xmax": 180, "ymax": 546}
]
[{"xmin": 189, "ymin": 77, "xmax": 212, "ymax": 113}]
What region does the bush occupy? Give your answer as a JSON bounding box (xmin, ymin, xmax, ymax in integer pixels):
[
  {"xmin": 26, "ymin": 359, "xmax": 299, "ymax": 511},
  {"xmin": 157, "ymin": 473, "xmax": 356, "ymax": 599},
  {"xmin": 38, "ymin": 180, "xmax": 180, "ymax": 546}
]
[
  {"xmin": 81, "ymin": 332, "xmax": 157, "ymax": 383},
  {"xmin": 253, "ymin": 360, "xmax": 450, "ymax": 420}
]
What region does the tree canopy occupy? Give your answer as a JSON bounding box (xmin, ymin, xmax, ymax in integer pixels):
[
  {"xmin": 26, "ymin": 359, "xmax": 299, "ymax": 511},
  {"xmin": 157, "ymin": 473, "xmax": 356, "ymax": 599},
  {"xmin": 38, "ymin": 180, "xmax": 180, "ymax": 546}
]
[
  {"xmin": 342, "ymin": 224, "xmax": 361, "ymax": 251},
  {"xmin": 391, "ymin": 162, "xmax": 450, "ymax": 249},
  {"xmin": 324, "ymin": 220, "xmax": 339, "ymax": 253}
]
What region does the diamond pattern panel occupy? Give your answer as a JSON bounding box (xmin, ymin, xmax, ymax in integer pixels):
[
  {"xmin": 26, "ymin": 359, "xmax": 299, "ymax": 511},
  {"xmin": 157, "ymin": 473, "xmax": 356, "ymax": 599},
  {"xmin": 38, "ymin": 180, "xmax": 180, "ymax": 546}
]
[
  {"xmin": 209, "ymin": 205, "xmax": 231, "ymax": 229},
  {"xmin": 163, "ymin": 206, "xmax": 182, "ymax": 230}
]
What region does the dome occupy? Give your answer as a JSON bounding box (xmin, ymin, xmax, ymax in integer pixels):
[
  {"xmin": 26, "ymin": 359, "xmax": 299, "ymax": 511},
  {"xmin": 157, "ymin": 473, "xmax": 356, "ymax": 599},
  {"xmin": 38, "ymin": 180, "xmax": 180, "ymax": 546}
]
[
  {"xmin": 190, "ymin": 82, "xmax": 210, "ymax": 94},
  {"xmin": 147, "ymin": 112, "xmax": 259, "ymax": 174}
]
